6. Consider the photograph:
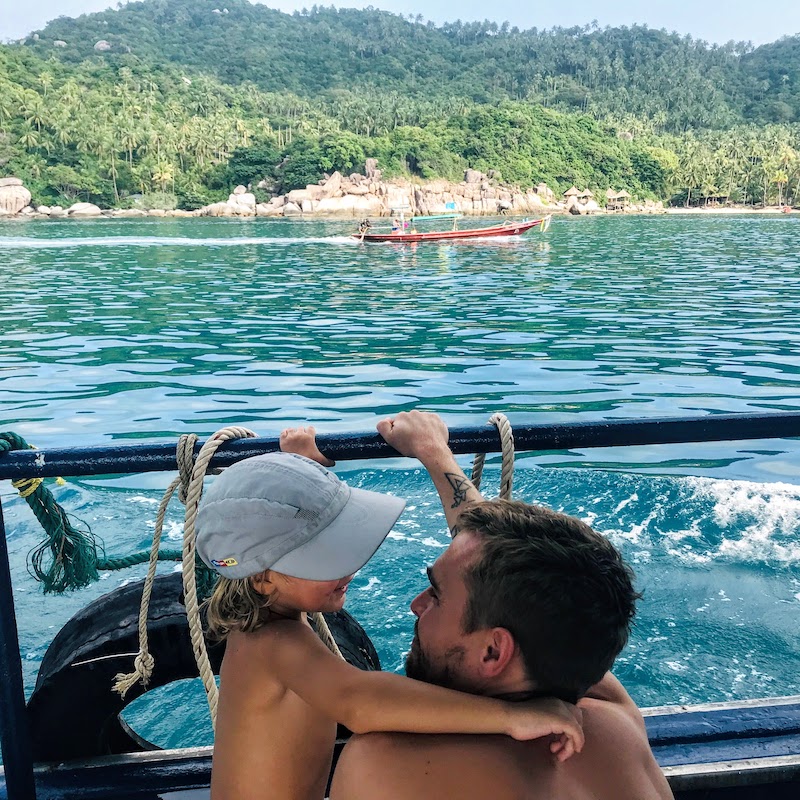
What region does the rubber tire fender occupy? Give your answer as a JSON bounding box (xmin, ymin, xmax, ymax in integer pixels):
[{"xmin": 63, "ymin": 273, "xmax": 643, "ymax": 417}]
[{"xmin": 27, "ymin": 572, "xmax": 380, "ymax": 761}]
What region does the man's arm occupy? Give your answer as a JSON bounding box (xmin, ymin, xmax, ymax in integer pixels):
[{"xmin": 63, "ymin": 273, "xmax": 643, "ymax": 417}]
[{"xmin": 377, "ymin": 410, "xmax": 484, "ymax": 535}]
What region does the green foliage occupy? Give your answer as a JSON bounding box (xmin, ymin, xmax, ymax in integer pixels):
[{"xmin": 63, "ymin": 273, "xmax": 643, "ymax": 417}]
[
  {"xmin": 224, "ymin": 138, "xmax": 282, "ymax": 188},
  {"xmin": 2, "ymin": 1, "xmax": 799, "ymax": 209},
  {"xmin": 279, "ymin": 138, "xmax": 326, "ymax": 192},
  {"xmin": 138, "ymin": 192, "xmax": 178, "ymax": 210},
  {"xmin": 319, "ymin": 131, "xmax": 366, "ymax": 174},
  {"xmin": 22, "ymin": 0, "xmax": 800, "ymax": 132}
]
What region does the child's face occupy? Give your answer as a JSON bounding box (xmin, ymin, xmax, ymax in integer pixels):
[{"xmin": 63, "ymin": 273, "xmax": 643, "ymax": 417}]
[{"xmin": 264, "ymin": 572, "xmax": 355, "ymax": 615}]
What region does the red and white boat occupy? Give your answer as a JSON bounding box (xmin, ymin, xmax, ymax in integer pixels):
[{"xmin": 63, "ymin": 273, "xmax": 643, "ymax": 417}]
[{"xmin": 353, "ymin": 213, "xmax": 551, "ymax": 243}]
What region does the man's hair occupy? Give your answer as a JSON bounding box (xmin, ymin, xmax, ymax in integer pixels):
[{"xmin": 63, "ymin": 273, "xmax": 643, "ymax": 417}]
[
  {"xmin": 459, "ymin": 500, "xmax": 640, "ymax": 699},
  {"xmin": 203, "ymin": 574, "xmax": 273, "ymax": 640}
]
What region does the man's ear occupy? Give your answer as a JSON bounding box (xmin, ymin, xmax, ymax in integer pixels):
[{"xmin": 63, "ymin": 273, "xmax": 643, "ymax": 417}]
[
  {"xmin": 249, "ymin": 569, "xmax": 275, "ymax": 597},
  {"xmin": 477, "ymin": 627, "xmax": 517, "ymax": 679}
]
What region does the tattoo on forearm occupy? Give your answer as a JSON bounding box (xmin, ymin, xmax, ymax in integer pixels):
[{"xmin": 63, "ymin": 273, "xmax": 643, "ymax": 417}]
[{"xmin": 445, "ymin": 472, "xmax": 472, "ymax": 509}]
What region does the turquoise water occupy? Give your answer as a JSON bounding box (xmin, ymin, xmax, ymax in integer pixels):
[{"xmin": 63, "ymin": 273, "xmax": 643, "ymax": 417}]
[{"xmin": 1, "ymin": 214, "xmax": 800, "ymax": 749}]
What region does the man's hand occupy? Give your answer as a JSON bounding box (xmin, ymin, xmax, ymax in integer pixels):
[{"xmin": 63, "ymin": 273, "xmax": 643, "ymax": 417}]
[
  {"xmin": 506, "ymin": 697, "xmax": 584, "ymax": 762},
  {"xmin": 376, "ymin": 410, "xmax": 450, "ymax": 465},
  {"xmin": 279, "ymin": 426, "xmax": 335, "ymax": 467},
  {"xmin": 378, "ymin": 410, "xmax": 483, "ymax": 533}
]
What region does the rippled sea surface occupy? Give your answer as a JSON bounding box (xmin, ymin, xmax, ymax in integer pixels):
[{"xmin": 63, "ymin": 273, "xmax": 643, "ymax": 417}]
[{"xmin": 1, "ymin": 214, "xmax": 799, "ymax": 749}]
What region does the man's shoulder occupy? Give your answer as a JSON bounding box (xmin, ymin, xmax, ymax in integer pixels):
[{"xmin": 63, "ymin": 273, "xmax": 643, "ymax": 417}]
[{"xmin": 331, "ymin": 732, "xmax": 551, "ymax": 800}]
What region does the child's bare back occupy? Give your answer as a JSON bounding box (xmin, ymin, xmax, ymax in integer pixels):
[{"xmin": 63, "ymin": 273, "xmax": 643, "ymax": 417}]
[{"xmin": 212, "ymin": 622, "xmax": 337, "ymax": 800}]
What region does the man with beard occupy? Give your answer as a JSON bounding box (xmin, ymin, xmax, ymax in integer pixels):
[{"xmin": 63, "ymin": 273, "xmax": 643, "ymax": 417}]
[{"xmin": 329, "ymin": 410, "xmax": 673, "ymax": 800}]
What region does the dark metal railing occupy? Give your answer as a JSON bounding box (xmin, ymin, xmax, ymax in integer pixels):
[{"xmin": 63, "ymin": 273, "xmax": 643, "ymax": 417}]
[
  {"xmin": 2, "ymin": 411, "xmax": 800, "ymax": 800},
  {"xmin": 3, "ymin": 412, "xmax": 800, "ymax": 481}
]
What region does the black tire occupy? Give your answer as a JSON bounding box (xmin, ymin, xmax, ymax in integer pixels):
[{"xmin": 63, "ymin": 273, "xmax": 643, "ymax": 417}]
[{"xmin": 27, "ymin": 572, "xmax": 380, "ymax": 761}]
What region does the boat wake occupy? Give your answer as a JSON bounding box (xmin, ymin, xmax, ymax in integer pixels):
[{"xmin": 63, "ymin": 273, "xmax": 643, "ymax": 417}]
[{"xmin": 0, "ymin": 235, "xmax": 359, "ymax": 249}]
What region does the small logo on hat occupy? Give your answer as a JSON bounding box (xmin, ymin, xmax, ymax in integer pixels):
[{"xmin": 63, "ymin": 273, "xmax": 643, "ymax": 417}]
[{"xmin": 211, "ymin": 557, "xmax": 238, "ymax": 568}]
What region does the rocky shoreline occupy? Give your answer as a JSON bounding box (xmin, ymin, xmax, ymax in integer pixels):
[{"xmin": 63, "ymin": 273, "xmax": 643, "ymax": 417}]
[{"xmin": 0, "ymin": 169, "xmax": 673, "ymax": 221}]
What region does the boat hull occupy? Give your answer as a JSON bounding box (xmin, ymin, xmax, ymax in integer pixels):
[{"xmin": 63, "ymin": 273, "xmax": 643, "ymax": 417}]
[{"xmin": 354, "ymin": 217, "xmax": 545, "ymax": 242}]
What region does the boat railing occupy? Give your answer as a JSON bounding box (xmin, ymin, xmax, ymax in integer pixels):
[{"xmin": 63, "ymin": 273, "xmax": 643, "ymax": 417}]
[{"xmin": 2, "ymin": 410, "xmax": 800, "ymax": 799}]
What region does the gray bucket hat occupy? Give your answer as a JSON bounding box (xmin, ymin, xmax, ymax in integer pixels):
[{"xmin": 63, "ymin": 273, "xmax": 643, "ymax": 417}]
[{"xmin": 196, "ymin": 452, "xmax": 406, "ymax": 581}]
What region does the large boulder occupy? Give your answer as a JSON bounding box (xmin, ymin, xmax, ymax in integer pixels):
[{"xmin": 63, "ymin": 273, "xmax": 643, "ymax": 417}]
[
  {"xmin": 282, "ymin": 202, "xmax": 302, "ymax": 216},
  {"xmin": 287, "ymin": 189, "xmax": 312, "ymax": 206},
  {"xmin": 112, "ymin": 208, "xmax": 148, "ymax": 218},
  {"xmin": 315, "ymin": 194, "xmax": 383, "ymax": 216},
  {"xmin": 256, "ymin": 203, "xmax": 282, "ymax": 217},
  {"xmin": 321, "ymin": 171, "xmax": 343, "ymax": 198},
  {"xmin": 94, "ymin": 40, "xmax": 112, "ymax": 51},
  {"xmin": 0, "ymin": 179, "xmax": 32, "ymax": 215},
  {"xmin": 536, "ymin": 182, "xmax": 556, "ymax": 202},
  {"xmin": 464, "ymin": 169, "xmax": 484, "ymax": 184},
  {"xmin": 227, "ymin": 192, "xmax": 256, "ymax": 209},
  {"xmin": 225, "ymin": 199, "xmax": 254, "ymax": 216},
  {"xmin": 202, "ymin": 202, "xmax": 234, "ymax": 217},
  {"xmin": 67, "ymin": 202, "xmax": 102, "ymax": 217}
]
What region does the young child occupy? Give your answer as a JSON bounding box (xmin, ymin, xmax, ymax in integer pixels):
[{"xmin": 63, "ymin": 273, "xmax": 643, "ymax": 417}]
[{"xmin": 196, "ymin": 427, "xmax": 583, "ymax": 800}]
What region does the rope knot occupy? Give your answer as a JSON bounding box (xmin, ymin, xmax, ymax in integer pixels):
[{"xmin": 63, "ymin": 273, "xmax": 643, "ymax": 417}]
[{"xmin": 112, "ymin": 651, "xmax": 156, "ymax": 699}]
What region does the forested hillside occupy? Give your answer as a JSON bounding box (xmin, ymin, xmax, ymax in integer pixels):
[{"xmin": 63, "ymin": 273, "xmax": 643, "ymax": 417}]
[
  {"xmin": 2, "ymin": 0, "xmax": 800, "ymax": 210},
  {"xmin": 23, "ymin": 0, "xmax": 800, "ymax": 130}
]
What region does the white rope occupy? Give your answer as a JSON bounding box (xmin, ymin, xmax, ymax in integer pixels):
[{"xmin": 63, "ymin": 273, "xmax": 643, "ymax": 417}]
[
  {"xmin": 470, "ymin": 412, "xmax": 515, "ymax": 500},
  {"xmin": 311, "ymin": 611, "xmax": 344, "ymax": 659},
  {"xmin": 112, "ymin": 473, "xmax": 181, "ymax": 697},
  {"xmin": 183, "ymin": 426, "xmax": 258, "ymax": 728},
  {"xmin": 112, "ymin": 433, "xmax": 198, "ymax": 698}
]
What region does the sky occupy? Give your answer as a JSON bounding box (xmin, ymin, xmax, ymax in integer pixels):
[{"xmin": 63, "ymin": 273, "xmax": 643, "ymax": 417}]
[{"xmin": 2, "ymin": 0, "xmax": 800, "ymax": 45}]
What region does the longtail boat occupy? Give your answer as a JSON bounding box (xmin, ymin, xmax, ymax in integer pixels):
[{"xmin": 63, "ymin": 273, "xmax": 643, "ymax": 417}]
[{"xmin": 353, "ymin": 213, "xmax": 551, "ymax": 242}]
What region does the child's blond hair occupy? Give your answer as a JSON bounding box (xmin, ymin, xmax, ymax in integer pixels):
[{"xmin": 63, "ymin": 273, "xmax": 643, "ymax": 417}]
[{"xmin": 204, "ymin": 573, "xmax": 273, "ymax": 640}]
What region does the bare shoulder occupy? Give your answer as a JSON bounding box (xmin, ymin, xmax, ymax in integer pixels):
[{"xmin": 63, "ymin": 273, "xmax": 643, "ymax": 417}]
[
  {"xmin": 331, "ymin": 732, "xmax": 545, "ymax": 800},
  {"xmin": 227, "ymin": 618, "xmax": 317, "ymax": 654},
  {"xmin": 580, "ymin": 672, "xmax": 648, "ymax": 733},
  {"xmin": 221, "ymin": 621, "xmax": 320, "ymax": 682}
]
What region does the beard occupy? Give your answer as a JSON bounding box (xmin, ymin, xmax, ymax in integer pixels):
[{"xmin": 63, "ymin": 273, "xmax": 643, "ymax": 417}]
[{"xmin": 405, "ymin": 623, "xmax": 468, "ymax": 691}]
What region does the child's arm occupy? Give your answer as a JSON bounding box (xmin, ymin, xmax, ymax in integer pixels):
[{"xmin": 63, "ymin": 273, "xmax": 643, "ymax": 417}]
[
  {"xmin": 280, "ymin": 425, "xmax": 335, "ymax": 467},
  {"xmin": 260, "ymin": 621, "xmax": 583, "ymax": 761},
  {"xmin": 377, "ymin": 410, "xmax": 481, "ymax": 536}
]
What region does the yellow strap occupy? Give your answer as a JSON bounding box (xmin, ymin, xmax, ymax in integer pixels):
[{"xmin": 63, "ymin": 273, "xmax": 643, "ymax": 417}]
[{"xmin": 12, "ymin": 477, "xmax": 43, "ymax": 498}]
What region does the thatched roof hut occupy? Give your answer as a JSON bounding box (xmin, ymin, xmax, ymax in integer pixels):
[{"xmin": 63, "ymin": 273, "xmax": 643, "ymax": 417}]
[
  {"xmin": 606, "ymin": 188, "xmax": 632, "ymax": 211},
  {"xmin": 563, "ymin": 186, "xmax": 579, "ymax": 197}
]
